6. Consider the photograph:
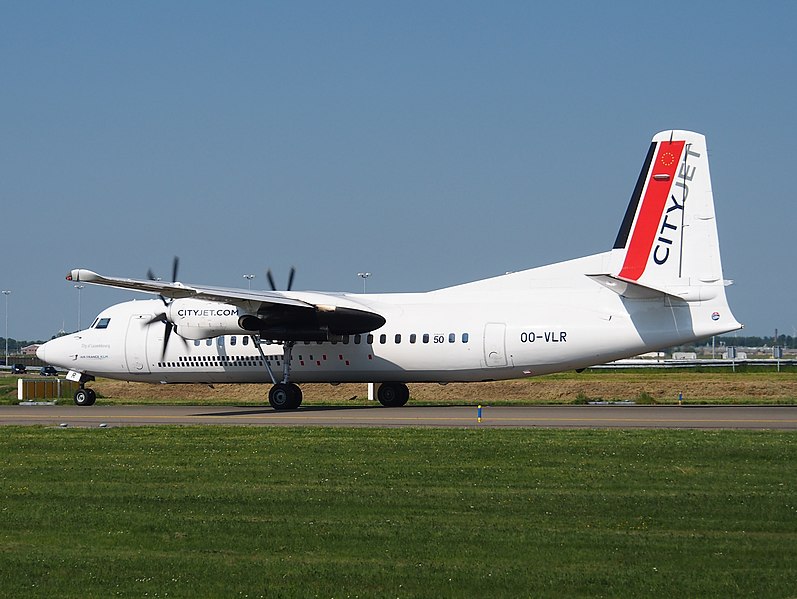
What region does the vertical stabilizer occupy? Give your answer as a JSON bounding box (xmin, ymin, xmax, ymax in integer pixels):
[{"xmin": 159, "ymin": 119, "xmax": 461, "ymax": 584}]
[{"xmin": 610, "ymin": 130, "xmax": 724, "ymax": 297}]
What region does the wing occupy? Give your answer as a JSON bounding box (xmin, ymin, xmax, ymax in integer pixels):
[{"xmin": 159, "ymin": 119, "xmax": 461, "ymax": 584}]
[
  {"xmin": 68, "ymin": 268, "xmax": 311, "ymax": 306},
  {"xmin": 66, "ymin": 269, "xmax": 386, "ymax": 337}
]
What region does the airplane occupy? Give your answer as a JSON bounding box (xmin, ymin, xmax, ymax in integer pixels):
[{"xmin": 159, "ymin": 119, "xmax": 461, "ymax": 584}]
[{"xmin": 37, "ymin": 130, "xmax": 742, "ymax": 409}]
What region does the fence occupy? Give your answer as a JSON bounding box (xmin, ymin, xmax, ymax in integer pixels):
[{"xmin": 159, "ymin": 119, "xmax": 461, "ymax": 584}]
[{"xmin": 17, "ymin": 378, "xmax": 80, "ymax": 401}]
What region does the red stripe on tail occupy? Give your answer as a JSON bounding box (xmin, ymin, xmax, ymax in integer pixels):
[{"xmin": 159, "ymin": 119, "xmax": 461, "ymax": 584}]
[{"xmin": 618, "ymin": 140, "xmax": 685, "ymax": 281}]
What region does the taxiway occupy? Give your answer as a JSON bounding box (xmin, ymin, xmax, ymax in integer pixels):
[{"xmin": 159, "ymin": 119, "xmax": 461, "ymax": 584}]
[{"xmin": 1, "ymin": 404, "xmax": 796, "ymax": 429}]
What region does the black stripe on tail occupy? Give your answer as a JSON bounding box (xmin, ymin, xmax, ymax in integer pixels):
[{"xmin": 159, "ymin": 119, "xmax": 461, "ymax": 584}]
[{"xmin": 613, "ymin": 141, "xmax": 657, "ymax": 250}]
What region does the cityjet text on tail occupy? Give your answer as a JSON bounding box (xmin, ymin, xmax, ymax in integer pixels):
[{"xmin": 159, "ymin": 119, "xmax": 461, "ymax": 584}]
[{"xmin": 37, "ymin": 130, "xmax": 742, "ymax": 409}]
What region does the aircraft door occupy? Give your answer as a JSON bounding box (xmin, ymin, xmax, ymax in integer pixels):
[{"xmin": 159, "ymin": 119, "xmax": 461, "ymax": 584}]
[
  {"xmin": 125, "ymin": 314, "xmax": 152, "ymax": 373},
  {"xmin": 483, "ymin": 323, "xmax": 508, "ymax": 367}
]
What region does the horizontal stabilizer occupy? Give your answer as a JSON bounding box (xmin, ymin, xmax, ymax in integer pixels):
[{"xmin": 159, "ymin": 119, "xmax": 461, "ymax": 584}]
[
  {"xmin": 587, "ymin": 274, "xmax": 673, "ymax": 300},
  {"xmin": 588, "ymin": 273, "xmax": 722, "ymax": 302}
]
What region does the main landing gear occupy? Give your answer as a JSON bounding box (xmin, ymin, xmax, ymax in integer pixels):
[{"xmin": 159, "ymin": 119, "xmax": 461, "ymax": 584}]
[
  {"xmin": 268, "ymin": 382, "xmax": 303, "ymax": 410},
  {"xmin": 254, "ymin": 339, "xmax": 303, "ymax": 411},
  {"xmin": 254, "ymin": 338, "xmax": 410, "ymax": 410},
  {"xmin": 376, "ymin": 382, "xmax": 410, "ymax": 407},
  {"xmin": 74, "ymin": 386, "xmax": 97, "ymax": 406}
]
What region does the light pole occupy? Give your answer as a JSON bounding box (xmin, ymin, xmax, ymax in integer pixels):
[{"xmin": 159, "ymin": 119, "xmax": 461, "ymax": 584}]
[
  {"xmin": 2, "ymin": 290, "xmax": 10, "ymax": 366},
  {"xmin": 357, "ymin": 272, "xmax": 371, "ymax": 293},
  {"xmin": 74, "ymin": 285, "xmax": 85, "ymax": 330},
  {"xmin": 243, "ymin": 274, "xmax": 255, "ymax": 290}
]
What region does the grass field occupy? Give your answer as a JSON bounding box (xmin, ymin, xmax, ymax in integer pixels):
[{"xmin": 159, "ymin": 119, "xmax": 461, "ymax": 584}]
[
  {"xmin": 1, "ymin": 426, "xmax": 795, "ymax": 597},
  {"xmin": 4, "ymin": 367, "xmax": 797, "ymax": 406}
]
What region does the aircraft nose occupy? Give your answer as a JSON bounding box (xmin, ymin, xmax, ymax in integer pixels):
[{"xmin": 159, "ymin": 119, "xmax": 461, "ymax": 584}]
[{"xmin": 36, "ymin": 342, "xmax": 47, "ymax": 363}]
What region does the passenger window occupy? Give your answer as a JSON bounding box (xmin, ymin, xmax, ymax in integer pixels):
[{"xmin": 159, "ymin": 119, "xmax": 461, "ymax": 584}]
[
  {"xmin": 354, "ymin": 334, "xmax": 362, "ymax": 344},
  {"xmin": 449, "ymin": 333, "xmax": 455, "ymax": 343},
  {"xmin": 462, "ymin": 333, "xmax": 469, "ymax": 343},
  {"xmin": 231, "ymin": 336, "xmax": 237, "ymax": 346},
  {"xmin": 206, "ymin": 339, "xmax": 212, "ymax": 346},
  {"xmin": 379, "ymin": 334, "xmax": 386, "ymax": 344},
  {"xmin": 243, "ymin": 337, "xmax": 249, "ymax": 346},
  {"xmin": 343, "ymin": 335, "xmax": 350, "ymax": 344},
  {"xmin": 367, "ymin": 334, "xmax": 374, "ymax": 344},
  {"xmin": 217, "ymin": 337, "xmax": 225, "ymax": 347},
  {"xmin": 395, "ymin": 334, "xmax": 401, "ymax": 344},
  {"xmin": 194, "ymin": 340, "xmax": 201, "ymax": 347},
  {"xmin": 423, "ymin": 333, "xmax": 430, "ymax": 344},
  {"xmin": 410, "ymin": 334, "xmax": 416, "ymax": 344}
]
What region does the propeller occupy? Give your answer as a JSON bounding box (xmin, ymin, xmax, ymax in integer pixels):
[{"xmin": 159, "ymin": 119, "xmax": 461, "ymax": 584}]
[
  {"xmin": 148, "ymin": 256, "xmax": 179, "ymax": 306},
  {"xmin": 266, "ymin": 266, "xmax": 296, "ymax": 291},
  {"xmin": 145, "ymin": 256, "xmax": 185, "ymax": 359}
]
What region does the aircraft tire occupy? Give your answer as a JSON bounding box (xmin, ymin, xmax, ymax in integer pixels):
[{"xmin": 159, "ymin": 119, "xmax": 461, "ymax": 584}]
[
  {"xmin": 74, "ymin": 388, "xmax": 96, "ymax": 407},
  {"xmin": 269, "ymin": 383, "xmax": 302, "ymax": 410},
  {"xmin": 376, "ymin": 382, "xmax": 409, "ymax": 407},
  {"xmin": 289, "ymin": 383, "xmax": 303, "ymax": 408}
]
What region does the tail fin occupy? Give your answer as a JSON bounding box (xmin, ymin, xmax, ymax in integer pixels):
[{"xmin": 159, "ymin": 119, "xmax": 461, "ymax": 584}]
[{"xmin": 606, "ymin": 130, "xmax": 725, "ymax": 301}]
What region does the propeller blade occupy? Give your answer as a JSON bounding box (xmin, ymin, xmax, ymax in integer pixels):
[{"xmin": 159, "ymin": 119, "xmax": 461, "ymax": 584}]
[
  {"xmin": 147, "ymin": 257, "xmax": 180, "ymax": 305},
  {"xmin": 146, "ymin": 267, "xmax": 167, "ymax": 303},
  {"xmin": 143, "ymin": 313, "xmax": 171, "ymax": 360},
  {"xmin": 266, "ymin": 269, "xmax": 277, "ymax": 291},
  {"xmin": 160, "ymin": 323, "xmax": 188, "ymax": 360},
  {"xmin": 142, "ymin": 256, "xmax": 184, "ymax": 360},
  {"xmin": 287, "ymin": 267, "xmax": 296, "ymax": 291},
  {"xmin": 145, "ymin": 312, "xmax": 168, "ymax": 326},
  {"xmin": 162, "ymin": 320, "xmax": 172, "ymax": 358}
]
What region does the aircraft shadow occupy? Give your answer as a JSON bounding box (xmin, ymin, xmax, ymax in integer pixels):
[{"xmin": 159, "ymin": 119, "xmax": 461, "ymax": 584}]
[{"xmin": 194, "ymin": 404, "xmax": 391, "ymax": 417}]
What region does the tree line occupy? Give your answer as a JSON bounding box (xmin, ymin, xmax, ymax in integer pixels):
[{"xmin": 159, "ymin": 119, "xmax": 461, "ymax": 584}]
[{"xmin": 0, "ymin": 337, "xmax": 46, "ymax": 354}]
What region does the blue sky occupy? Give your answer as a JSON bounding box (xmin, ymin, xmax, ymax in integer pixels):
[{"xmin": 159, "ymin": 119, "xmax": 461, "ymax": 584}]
[{"xmin": 1, "ymin": 1, "xmax": 795, "ymax": 341}]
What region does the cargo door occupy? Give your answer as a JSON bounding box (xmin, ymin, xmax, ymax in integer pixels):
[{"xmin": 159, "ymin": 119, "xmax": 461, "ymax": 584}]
[{"xmin": 483, "ymin": 323, "xmax": 507, "ymax": 367}]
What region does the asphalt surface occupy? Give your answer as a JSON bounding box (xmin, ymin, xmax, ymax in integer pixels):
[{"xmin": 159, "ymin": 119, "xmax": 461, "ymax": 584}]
[{"xmin": 1, "ymin": 404, "xmax": 796, "ymax": 429}]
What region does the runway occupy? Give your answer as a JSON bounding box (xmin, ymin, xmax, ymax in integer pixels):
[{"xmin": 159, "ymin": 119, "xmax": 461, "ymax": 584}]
[{"xmin": 1, "ymin": 404, "xmax": 796, "ymax": 429}]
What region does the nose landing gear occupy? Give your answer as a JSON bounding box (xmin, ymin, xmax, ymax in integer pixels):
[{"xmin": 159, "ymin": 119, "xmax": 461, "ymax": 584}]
[{"xmin": 74, "ymin": 386, "xmax": 97, "ymax": 406}]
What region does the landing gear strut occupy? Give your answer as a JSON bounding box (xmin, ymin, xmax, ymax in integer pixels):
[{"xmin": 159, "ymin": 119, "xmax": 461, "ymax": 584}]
[{"xmin": 256, "ymin": 340, "xmax": 303, "ymax": 411}]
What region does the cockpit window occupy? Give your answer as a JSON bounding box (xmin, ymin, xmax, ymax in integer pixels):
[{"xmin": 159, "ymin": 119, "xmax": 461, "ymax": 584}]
[{"xmin": 95, "ymin": 318, "xmax": 111, "ymax": 329}]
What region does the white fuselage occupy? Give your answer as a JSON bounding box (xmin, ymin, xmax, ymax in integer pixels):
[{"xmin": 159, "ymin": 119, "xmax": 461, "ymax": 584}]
[{"xmin": 38, "ymin": 252, "xmax": 738, "ymax": 385}]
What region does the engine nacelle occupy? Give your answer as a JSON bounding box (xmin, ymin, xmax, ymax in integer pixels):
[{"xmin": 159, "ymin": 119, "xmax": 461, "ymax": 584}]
[
  {"xmin": 167, "ymin": 298, "xmax": 251, "ymax": 340},
  {"xmin": 165, "ymin": 297, "xmax": 386, "ymax": 342}
]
